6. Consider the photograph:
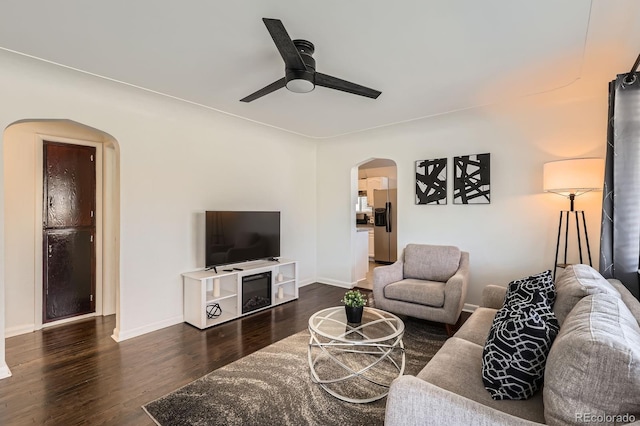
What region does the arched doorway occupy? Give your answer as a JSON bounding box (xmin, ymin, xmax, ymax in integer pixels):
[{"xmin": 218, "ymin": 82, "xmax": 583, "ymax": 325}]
[
  {"xmin": 3, "ymin": 119, "xmax": 120, "ymax": 339},
  {"xmin": 351, "ymin": 158, "xmax": 397, "ymax": 290}
]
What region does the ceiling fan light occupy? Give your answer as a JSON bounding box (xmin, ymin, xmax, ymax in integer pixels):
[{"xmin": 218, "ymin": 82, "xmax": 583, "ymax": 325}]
[{"xmin": 286, "ymin": 78, "xmax": 315, "ymax": 93}]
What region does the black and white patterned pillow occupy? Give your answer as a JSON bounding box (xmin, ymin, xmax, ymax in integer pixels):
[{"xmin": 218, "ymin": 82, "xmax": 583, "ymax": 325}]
[
  {"xmin": 482, "ymin": 304, "xmax": 559, "ymax": 400},
  {"xmin": 482, "ymin": 270, "xmax": 559, "ymax": 400},
  {"xmin": 504, "ymin": 269, "xmax": 555, "ymax": 308},
  {"xmin": 493, "ymin": 270, "xmax": 555, "ymax": 324}
]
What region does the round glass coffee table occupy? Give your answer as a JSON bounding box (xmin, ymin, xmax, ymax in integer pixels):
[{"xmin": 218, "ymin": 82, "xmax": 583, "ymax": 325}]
[{"xmin": 307, "ymin": 306, "xmax": 405, "ymax": 403}]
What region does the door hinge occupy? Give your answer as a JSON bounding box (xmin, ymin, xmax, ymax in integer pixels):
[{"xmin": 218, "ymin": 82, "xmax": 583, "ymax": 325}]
[
  {"xmin": 90, "ymin": 294, "xmax": 93, "ymax": 302},
  {"xmin": 90, "ymin": 235, "xmax": 94, "ymax": 243},
  {"xmin": 91, "ymin": 210, "xmax": 94, "ymax": 218},
  {"xmin": 90, "ymin": 154, "xmax": 94, "ymax": 162}
]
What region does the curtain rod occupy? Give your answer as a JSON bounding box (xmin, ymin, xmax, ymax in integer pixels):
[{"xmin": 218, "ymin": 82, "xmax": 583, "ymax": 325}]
[{"xmin": 624, "ymin": 52, "xmax": 640, "ymax": 83}]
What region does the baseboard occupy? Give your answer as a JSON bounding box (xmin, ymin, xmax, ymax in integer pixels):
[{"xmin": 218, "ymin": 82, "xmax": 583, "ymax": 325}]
[
  {"xmin": 314, "ymin": 278, "xmax": 353, "ymax": 289},
  {"xmin": 297, "ymin": 278, "xmax": 316, "ymax": 287},
  {"xmin": 0, "ymin": 363, "xmax": 12, "ymax": 379},
  {"xmin": 5, "ymin": 324, "xmax": 35, "ymax": 338},
  {"xmin": 463, "ymin": 303, "xmax": 479, "ymax": 313},
  {"xmin": 111, "ymin": 315, "xmax": 183, "ymax": 342}
]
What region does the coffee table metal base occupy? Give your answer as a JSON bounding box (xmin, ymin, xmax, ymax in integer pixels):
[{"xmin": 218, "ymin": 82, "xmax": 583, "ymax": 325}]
[{"xmin": 307, "ymin": 308, "xmax": 405, "ymax": 404}]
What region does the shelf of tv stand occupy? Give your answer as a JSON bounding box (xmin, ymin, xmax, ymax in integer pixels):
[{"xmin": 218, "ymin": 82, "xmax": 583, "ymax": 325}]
[
  {"xmin": 182, "ymin": 259, "xmax": 299, "ymax": 329},
  {"xmin": 205, "ymin": 289, "xmax": 236, "ymax": 304}
]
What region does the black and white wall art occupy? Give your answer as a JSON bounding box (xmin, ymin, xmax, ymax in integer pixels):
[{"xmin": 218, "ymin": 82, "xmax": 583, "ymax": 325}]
[
  {"xmin": 416, "ymin": 158, "xmax": 447, "ymax": 204},
  {"xmin": 453, "ymin": 153, "xmax": 491, "ymax": 204}
]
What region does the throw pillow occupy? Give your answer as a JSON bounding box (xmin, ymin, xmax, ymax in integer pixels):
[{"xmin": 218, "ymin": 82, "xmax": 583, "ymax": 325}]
[
  {"xmin": 493, "ymin": 270, "xmax": 555, "ymax": 325},
  {"xmin": 503, "ymin": 270, "xmax": 555, "ymax": 308},
  {"xmin": 482, "ymin": 270, "xmax": 559, "ymax": 400},
  {"xmin": 482, "ymin": 301, "xmax": 559, "ymax": 400}
]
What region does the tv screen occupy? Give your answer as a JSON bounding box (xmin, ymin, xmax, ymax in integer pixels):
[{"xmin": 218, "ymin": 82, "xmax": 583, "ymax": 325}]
[{"xmin": 205, "ymin": 211, "xmax": 280, "ymax": 268}]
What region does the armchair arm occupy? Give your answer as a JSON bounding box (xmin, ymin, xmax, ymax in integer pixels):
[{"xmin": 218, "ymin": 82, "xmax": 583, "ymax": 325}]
[
  {"xmin": 481, "ymin": 285, "xmax": 507, "ymax": 309},
  {"xmin": 372, "ymin": 260, "xmax": 404, "ymax": 303},
  {"xmin": 373, "ymin": 260, "xmax": 403, "ymax": 287},
  {"xmin": 442, "ymin": 251, "xmax": 469, "ymax": 324},
  {"xmin": 385, "ymin": 376, "xmax": 543, "ymax": 426}
]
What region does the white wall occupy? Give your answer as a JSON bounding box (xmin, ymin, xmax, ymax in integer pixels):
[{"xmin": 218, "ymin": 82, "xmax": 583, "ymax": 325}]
[
  {"xmin": 0, "ymin": 49, "xmax": 317, "ymax": 346},
  {"xmin": 317, "ymin": 82, "xmax": 608, "ymax": 306},
  {"xmin": 0, "ymin": 33, "xmax": 618, "ymax": 377}
]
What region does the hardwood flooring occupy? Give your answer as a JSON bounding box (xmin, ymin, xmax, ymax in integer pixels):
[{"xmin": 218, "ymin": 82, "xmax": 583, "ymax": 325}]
[
  {"xmin": 0, "ymin": 283, "xmax": 466, "ymax": 425},
  {"xmin": 0, "ymin": 284, "xmax": 350, "ymax": 425}
]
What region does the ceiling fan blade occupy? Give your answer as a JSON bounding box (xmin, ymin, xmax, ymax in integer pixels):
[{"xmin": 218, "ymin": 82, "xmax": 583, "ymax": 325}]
[
  {"xmin": 316, "ymin": 73, "xmax": 381, "ymax": 99},
  {"xmin": 262, "ymin": 18, "xmax": 307, "ymax": 71},
  {"xmin": 240, "ymin": 78, "xmax": 286, "ymax": 102}
]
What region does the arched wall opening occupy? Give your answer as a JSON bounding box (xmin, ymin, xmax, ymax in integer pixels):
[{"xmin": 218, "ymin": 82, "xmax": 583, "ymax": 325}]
[
  {"xmin": 3, "ymin": 119, "xmax": 120, "ymax": 339},
  {"xmin": 350, "ymin": 158, "xmax": 398, "ymax": 288}
]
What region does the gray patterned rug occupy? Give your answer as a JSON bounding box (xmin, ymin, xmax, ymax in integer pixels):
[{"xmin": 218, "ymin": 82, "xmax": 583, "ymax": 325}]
[{"xmin": 143, "ymin": 317, "xmax": 447, "ymax": 426}]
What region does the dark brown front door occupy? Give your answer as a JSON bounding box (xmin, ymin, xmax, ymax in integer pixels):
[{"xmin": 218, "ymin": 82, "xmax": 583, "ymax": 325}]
[{"xmin": 43, "ymin": 141, "xmax": 96, "ymax": 323}]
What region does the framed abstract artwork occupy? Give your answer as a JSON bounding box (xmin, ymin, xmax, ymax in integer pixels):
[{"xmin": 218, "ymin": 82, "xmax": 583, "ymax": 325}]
[
  {"xmin": 453, "ymin": 153, "xmax": 491, "ymax": 204},
  {"xmin": 416, "ymin": 158, "xmax": 447, "ymax": 205}
]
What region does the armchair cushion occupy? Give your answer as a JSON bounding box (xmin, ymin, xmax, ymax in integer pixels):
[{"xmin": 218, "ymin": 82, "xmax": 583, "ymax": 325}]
[
  {"xmin": 385, "ymin": 279, "xmax": 445, "ymax": 308},
  {"xmin": 404, "ymin": 244, "xmax": 461, "ymax": 282}
]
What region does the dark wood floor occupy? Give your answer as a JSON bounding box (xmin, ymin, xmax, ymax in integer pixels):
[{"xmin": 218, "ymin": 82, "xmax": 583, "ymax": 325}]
[
  {"xmin": 0, "ymin": 284, "xmax": 465, "ymax": 425},
  {"xmin": 0, "ymin": 284, "xmax": 352, "ymax": 425}
]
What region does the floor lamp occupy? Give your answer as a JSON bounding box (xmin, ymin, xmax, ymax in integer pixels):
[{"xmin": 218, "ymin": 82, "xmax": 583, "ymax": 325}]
[{"xmin": 543, "ymin": 158, "xmax": 604, "ymax": 280}]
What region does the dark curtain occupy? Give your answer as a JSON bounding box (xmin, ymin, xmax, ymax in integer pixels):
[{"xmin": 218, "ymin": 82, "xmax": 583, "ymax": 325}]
[{"xmin": 600, "ymin": 73, "xmax": 640, "ymax": 299}]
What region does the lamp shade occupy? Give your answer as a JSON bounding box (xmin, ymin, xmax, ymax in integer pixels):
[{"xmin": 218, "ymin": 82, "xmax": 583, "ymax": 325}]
[{"xmin": 543, "ymin": 158, "xmax": 604, "ymax": 195}]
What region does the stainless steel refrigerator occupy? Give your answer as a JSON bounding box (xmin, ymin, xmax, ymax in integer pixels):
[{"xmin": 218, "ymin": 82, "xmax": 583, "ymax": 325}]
[{"xmin": 373, "ymin": 188, "xmax": 397, "ymax": 263}]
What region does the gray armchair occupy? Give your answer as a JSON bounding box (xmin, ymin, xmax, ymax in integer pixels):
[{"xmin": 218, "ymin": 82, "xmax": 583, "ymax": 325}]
[{"xmin": 373, "ymin": 244, "xmax": 469, "ymax": 335}]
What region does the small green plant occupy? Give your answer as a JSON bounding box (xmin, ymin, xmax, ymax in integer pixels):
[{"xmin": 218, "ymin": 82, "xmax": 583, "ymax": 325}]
[{"xmin": 341, "ymin": 289, "xmax": 367, "ymax": 308}]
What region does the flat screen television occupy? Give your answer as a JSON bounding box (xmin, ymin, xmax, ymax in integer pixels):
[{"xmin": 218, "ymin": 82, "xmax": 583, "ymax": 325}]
[{"xmin": 205, "ymin": 211, "xmax": 280, "ymax": 268}]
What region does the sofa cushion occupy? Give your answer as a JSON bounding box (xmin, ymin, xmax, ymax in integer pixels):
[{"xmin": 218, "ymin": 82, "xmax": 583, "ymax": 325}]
[
  {"xmin": 384, "ymin": 279, "xmax": 445, "ymax": 307},
  {"xmin": 544, "ymin": 293, "xmax": 640, "ymax": 425},
  {"xmin": 482, "ymin": 298, "xmax": 559, "ymax": 400},
  {"xmin": 418, "ymin": 337, "xmax": 546, "ymax": 424},
  {"xmin": 454, "ymin": 307, "xmax": 497, "ymax": 346},
  {"xmin": 554, "ymin": 264, "xmax": 619, "ymax": 326},
  {"xmin": 403, "ymin": 244, "xmax": 461, "ymax": 282},
  {"xmin": 608, "ymin": 278, "xmax": 640, "ymax": 327}
]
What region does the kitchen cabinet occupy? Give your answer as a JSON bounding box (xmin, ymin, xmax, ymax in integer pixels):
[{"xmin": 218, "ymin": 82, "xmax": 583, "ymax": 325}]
[
  {"xmin": 368, "ymin": 229, "xmax": 374, "ymax": 258},
  {"xmin": 366, "ymin": 177, "xmax": 388, "ymax": 206},
  {"xmin": 356, "ymin": 229, "xmax": 369, "ymax": 283},
  {"xmin": 358, "ymin": 179, "xmax": 367, "ymax": 191}
]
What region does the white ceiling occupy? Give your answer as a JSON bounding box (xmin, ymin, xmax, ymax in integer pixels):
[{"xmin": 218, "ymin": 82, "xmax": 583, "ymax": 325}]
[{"xmin": 0, "ymin": 1, "xmax": 639, "ymax": 138}]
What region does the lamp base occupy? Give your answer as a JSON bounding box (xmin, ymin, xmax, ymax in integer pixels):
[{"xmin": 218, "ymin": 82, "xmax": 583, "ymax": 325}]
[{"xmin": 553, "ymin": 210, "xmax": 592, "ymax": 280}]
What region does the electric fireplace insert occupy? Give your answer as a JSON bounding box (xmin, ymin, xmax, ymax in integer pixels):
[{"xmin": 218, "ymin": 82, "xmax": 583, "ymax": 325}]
[{"xmin": 242, "ymin": 272, "xmax": 272, "ymax": 314}]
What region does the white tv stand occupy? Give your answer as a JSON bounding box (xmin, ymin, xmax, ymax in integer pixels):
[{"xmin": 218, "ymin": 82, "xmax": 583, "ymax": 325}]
[{"xmin": 182, "ymin": 258, "xmax": 298, "ymax": 329}]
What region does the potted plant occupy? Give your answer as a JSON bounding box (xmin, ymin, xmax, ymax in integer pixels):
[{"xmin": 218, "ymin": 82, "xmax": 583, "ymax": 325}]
[{"xmin": 342, "ymin": 289, "xmax": 367, "ymax": 323}]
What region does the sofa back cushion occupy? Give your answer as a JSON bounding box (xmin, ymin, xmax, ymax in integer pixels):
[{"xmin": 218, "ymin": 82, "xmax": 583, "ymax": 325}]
[
  {"xmin": 608, "ymin": 278, "xmax": 640, "ymax": 327},
  {"xmin": 544, "ymin": 293, "xmax": 640, "ymax": 425},
  {"xmin": 553, "ymin": 264, "xmax": 619, "ymax": 325},
  {"xmin": 403, "ymin": 244, "xmax": 461, "ymax": 282}
]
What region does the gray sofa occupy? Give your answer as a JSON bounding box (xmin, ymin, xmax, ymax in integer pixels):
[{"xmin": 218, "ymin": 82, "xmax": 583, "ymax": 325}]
[{"xmin": 385, "ymin": 264, "xmax": 640, "ymax": 425}]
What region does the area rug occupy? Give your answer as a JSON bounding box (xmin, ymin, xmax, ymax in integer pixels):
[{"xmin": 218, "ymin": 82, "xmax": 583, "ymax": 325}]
[{"xmin": 143, "ymin": 317, "xmax": 448, "ymax": 426}]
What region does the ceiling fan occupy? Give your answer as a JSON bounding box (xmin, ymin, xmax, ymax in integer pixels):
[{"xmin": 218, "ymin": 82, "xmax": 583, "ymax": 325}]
[{"xmin": 240, "ymin": 18, "xmax": 382, "ymax": 102}]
